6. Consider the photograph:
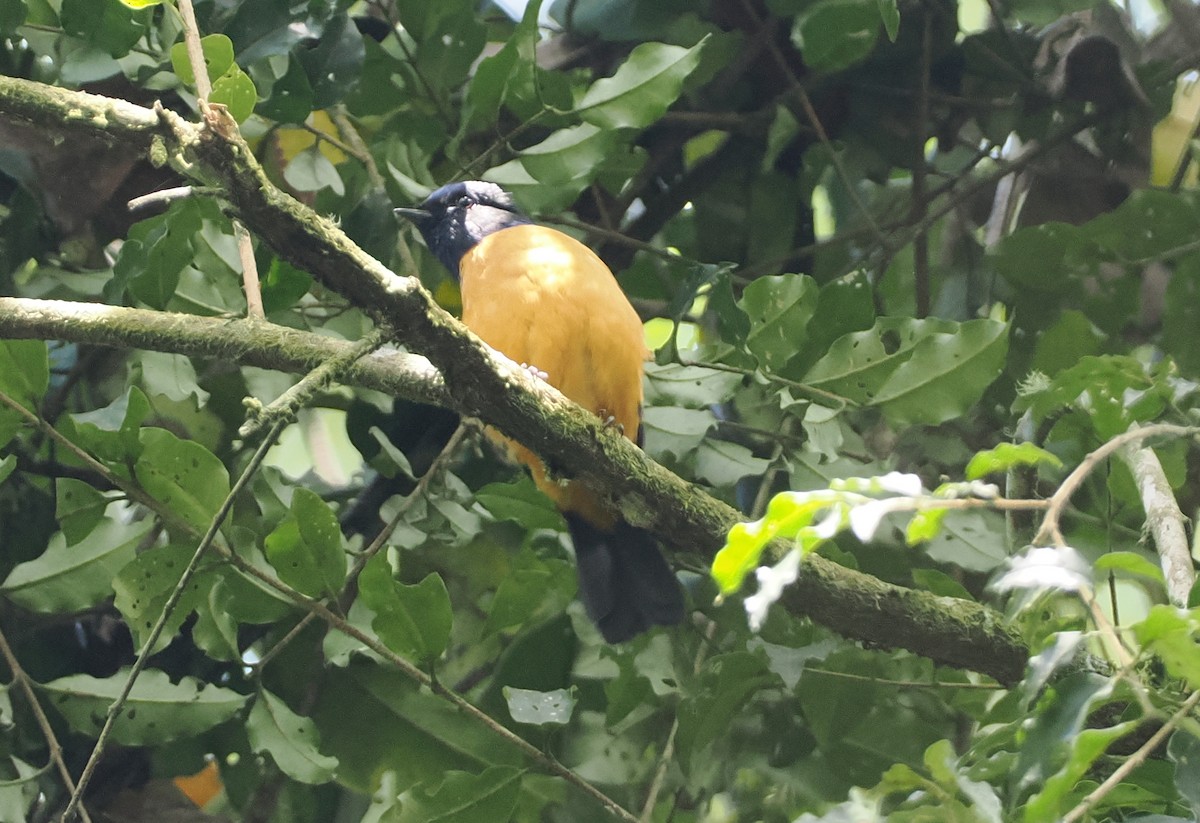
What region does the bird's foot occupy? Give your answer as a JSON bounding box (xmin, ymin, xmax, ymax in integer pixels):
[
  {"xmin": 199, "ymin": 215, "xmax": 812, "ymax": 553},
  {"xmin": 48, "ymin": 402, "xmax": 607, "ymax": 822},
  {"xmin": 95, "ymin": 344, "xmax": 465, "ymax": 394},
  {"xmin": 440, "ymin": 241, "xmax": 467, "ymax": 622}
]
[
  {"xmin": 597, "ymin": 409, "xmax": 625, "ymax": 435},
  {"xmin": 519, "ymin": 362, "xmax": 549, "ymax": 382}
]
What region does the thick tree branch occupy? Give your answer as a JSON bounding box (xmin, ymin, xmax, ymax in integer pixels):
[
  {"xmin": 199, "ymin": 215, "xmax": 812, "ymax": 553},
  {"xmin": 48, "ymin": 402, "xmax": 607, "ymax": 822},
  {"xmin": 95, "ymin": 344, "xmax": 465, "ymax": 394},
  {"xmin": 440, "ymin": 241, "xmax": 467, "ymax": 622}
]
[
  {"xmin": 0, "ymin": 297, "xmax": 446, "ymax": 406},
  {"xmin": 0, "ymin": 76, "xmax": 1030, "ymax": 683}
]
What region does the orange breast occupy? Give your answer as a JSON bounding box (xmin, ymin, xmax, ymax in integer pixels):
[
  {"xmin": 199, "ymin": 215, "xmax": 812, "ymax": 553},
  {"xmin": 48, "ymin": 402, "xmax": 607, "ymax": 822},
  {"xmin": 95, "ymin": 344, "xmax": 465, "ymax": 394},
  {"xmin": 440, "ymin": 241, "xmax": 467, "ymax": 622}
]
[{"xmin": 458, "ymin": 224, "xmax": 647, "ymax": 524}]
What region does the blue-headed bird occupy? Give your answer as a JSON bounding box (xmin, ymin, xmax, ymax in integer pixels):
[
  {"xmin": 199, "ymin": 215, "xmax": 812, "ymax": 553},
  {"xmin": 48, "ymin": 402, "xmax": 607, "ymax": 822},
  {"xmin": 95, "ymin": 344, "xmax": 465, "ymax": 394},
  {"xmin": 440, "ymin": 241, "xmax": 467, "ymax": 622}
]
[{"xmin": 396, "ymin": 181, "xmax": 685, "ymax": 643}]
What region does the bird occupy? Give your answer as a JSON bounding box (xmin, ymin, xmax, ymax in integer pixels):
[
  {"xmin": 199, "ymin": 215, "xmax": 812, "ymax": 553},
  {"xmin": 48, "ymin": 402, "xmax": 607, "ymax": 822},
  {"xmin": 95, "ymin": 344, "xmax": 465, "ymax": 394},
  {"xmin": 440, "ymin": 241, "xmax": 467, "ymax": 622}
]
[{"xmin": 395, "ymin": 181, "xmax": 685, "ymax": 643}]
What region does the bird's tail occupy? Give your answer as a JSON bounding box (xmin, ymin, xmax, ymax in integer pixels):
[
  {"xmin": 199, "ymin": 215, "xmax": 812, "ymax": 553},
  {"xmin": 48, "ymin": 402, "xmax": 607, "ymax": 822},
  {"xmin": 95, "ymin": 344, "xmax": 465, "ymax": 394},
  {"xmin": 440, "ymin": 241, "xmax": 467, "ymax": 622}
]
[{"xmin": 564, "ymin": 513, "xmax": 686, "ymax": 643}]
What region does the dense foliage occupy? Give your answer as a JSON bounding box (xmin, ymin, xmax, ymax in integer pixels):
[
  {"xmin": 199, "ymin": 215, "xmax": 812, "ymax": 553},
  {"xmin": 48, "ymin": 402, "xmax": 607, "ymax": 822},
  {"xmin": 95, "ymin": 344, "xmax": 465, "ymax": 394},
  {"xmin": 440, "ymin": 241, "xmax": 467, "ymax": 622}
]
[{"xmin": 2, "ymin": 0, "xmax": 1200, "ymax": 821}]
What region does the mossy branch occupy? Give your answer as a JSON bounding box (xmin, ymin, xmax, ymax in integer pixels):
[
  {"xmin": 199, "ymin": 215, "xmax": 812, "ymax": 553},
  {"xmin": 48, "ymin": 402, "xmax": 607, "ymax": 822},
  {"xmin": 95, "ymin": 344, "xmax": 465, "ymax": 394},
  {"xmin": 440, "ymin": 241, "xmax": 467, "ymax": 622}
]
[{"xmin": 0, "ymin": 75, "xmax": 1031, "ymax": 683}]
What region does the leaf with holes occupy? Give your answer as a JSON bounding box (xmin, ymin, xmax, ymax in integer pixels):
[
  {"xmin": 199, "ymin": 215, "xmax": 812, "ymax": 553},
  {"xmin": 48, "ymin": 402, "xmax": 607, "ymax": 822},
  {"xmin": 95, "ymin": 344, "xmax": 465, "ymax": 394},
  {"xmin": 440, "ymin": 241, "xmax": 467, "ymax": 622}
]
[
  {"xmin": 113, "ymin": 544, "xmax": 214, "ymax": 655},
  {"xmin": 41, "ymin": 669, "xmax": 246, "ymax": 745},
  {"xmin": 264, "ymin": 487, "xmax": 347, "ymax": 598},
  {"xmin": 134, "ymin": 428, "xmax": 230, "ymax": 533},
  {"xmin": 804, "ymin": 317, "xmax": 958, "ymax": 404},
  {"xmin": 871, "ymin": 319, "xmax": 1009, "ymax": 425}
]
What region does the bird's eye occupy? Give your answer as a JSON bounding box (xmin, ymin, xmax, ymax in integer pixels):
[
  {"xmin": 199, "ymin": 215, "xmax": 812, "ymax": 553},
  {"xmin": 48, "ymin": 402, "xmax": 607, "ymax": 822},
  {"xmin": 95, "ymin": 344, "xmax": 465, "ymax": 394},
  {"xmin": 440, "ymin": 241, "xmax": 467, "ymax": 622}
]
[{"xmin": 457, "ymin": 195, "xmax": 472, "ymax": 208}]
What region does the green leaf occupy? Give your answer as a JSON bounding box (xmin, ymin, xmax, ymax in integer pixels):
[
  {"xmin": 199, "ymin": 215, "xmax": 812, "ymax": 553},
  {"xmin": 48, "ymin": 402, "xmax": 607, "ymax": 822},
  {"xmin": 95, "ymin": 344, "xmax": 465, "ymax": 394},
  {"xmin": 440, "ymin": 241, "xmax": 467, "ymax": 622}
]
[
  {"xmin": 503, "ymin": 686, "xmax": 576, "ymax": 726},
  {"xmin": 261, "ymin": 257, "xmax": 314, "ymax": 313},
  {"xmin": 966, "ymin": 442, "xmax": 1063, "ymax": 480},
  {"xmin": 993, "ymin": 221, "xmax": 1091, "ymax": 295},
  {"xmin": 458, "ymin": 0, "xmax": 541, "ymax": 132},
  {"xmin": 642, "ymin": 406, "xmax": 717, "ymax": 464},
  {"xmin": 516, "ymin": 123, "xmax": 623, "ymax": 184},
  {"xmin": 922, "ymin": 509, "xmax": 1008, "ymax": 573},
  {"xmin": 389, "ymin": 766, "xmax": 525, "ymax": 823},
  {"xmin": 805, "ymin": 317, "xmax": 956, "ymax": 402},
  {"xmin": 796, "ymin": 0, "xmax": 881, "ymax": 72},
  {"xmin": 1016, "ymin": 355, "xmax": 1164, "ymax": 438},
  {"xmin": 112, "ymin": 544, "xmax": 213, "ymax": 655},
  {"xmin": 694, "ymin": 438, "xmax": 771, "ymax": 487},
  {"xmin": 605, "ymin": 663, "xmax": 654, "ymax": 726},
  {"xmin": 905, "ymin": 507, "xmax": 947, "ymax": 545},
  {"xmin": 1093, "ymin": 551, "xmax": 1165, "ymax": 584},
  {"xmin": 1024, "ymin": 721, "xmax": 1137, "ymax": 822},
  {"xmin": 576, "ymin": 38, "xmax": 708, "ymax": 130},
  {"xmin": 0, "ymin": 0, "xmax": 27, "ymax": 34},
  {"xmin": 877, "ymin": 0, "xmax": 900, "ymax": 40},
  {"xmin": 872, "ymin": 319, "xmax": 1009, "ymax": 425},
  {"xmin": 484, "ymin": 567, "xmax": 557, "ymax": 637},
  {"xmin": 247, "ymin": 689, "xmax": 338, "ymax": 784},
  {"xmin": 258, "ymin": 54, "xmax": 315, "ymax": 124},
  {"xmin": 263, "ymin": 487, "xmax": 347, "ymax": 598},
  {"xmin": 1169, "ymin": 730, "xmax": 1200, "ymax": 819},
  {"xmin": 210, "ymin": 64, "xmax": 258, "ymax": 124},
  {"xmin": 40, "ymin": 669, "xmax": 246, "ymax": 745},
  {"xmin": 314, "ymin": 660, "xmax": 524, "ymax": 793},
  {"xmin": 169, "ymin": 34, "xmax": 235, "ymax": 87},
  {"xmin": 476, "ymin": 478, "xmax": 563, "ymax": 532},
  {"xmin": 56, "ymin": 478, "xmax": 108, "ymax": 545},
  {"xmin": 0, "ymin": 340, "xmax": 48, "ymax": 449},
  {"xmin": 297, "ymin": 13, "xmax": 364, "ymax": 109},
  {"xmin": 1031, "ymin": 309, "xmax": 1104, "ymax": 376},
  {"xmin": 739, "ymin": 274, "xmax": 818, "ymax": 373},
  {"xmin": 134, "ymin": 427, "xmax": 230, "ymax": 533},
  {"xmin": 1134, "ymin": 606, "xmax": 1200, "ymax": 688},
  {"xmin": 359, "ymin": 555, "xmax": 452, "ymax": 663},
  {"xmin": 131, "ymin": 352, "xmax": 206, "ymax": 404},
  {"xmin": 60, "ymin": 0, "xmax": 146, "ymax": 58},
  {"xmin": 63, "ymin": 385, "xmax": 150, "ymax": 465},
  {"xmin": 1006, "ymin": 0, "xmax": 1094, "ymax": 24},
  {"xmin": 484, "ymin": 124, "xmax": 628, "ymax": 213},
  {"xmin": 676, "ymin": 652, "xmax": 779, "ymax": 765},
  {"xmin": 1014, "ymin": 671, "xmax": 1114, "ymax": 796},
  {"xmin": 2, "ymin": 518, "xmax": 151, "ymax": 612},
  {"xmin": 284, "ymin": 145, "xmax": 345, "ymax": 194},
  {"xmin": 0, "ymin": 454, "xmax": 16, "ymax": 485},
  {"xmin": 644, "ymin": 362, "xmax": 743, "ymax": 408}
]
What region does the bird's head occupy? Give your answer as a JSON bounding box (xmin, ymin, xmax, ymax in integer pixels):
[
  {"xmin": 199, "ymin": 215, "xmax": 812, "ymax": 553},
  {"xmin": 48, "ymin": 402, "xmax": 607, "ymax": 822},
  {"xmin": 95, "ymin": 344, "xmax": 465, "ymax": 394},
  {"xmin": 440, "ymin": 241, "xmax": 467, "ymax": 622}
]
[{"xmin": 395, "ymin": 181, "xmax": 531, "ymax": 277}]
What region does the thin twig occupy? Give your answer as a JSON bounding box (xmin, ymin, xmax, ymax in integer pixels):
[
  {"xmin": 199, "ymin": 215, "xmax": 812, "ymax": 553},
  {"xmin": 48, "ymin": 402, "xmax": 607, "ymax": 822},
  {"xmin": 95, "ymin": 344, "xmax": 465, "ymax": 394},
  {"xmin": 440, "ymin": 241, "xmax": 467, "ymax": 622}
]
[
  {"xmin": 211, "ymin": 542, "xmax": 642, "ymax": 823},
  {"xmin": 4, "ymin": 380, "xmax": 635, "ymax": 821},
  {"xmin": 640, "ymin": 620, "xmax": 717, "ymax": 821},
  {"xmin": 911, "ymin": 13, "xmax": 933, "ymax": 317},
  {"xmin": 1061, "ymin": 689, "xmax": 1200, "ymax": 823},
  {"xmin": 254, "ymin": 421, "xmax": 475, "ymax": 670},
  {"xmin": 330, "ymin": 107, "xmax": 383, "ymax": 188},
  {"xmin": 1035, "ymin": 424, "xmax": 1200, "ymax": 546},
  {"xmin": 0, "ymin": 389, "xmax": 191, "ymax": 533},
  {"xmin": 676, "ymin": 358, "xmax": 855, "ymax": 409},
  {"xmin": 234, "ymin": 220, "xmax": 264, "ymax": 319},
  {"xmin": 240, "ymin": 328, "xmax": 387, "ymax": 438},
  {"xmin": 739, "ymin": 0, "xmax": 888, "ymax": 251},
  {"xmin": 127, "ymin": 185, "xmax": 200, "ymax": 212},
  {"xmin": 176, "ymin": 0, "xmax": 212, "ymax": 101},
  {"xmin": 59, "ymin": 420, "xmax": 288, "ymax": 823},
  {"xmin": 0, "ymin": 626, "xmax": 95, "ymax": 823}
]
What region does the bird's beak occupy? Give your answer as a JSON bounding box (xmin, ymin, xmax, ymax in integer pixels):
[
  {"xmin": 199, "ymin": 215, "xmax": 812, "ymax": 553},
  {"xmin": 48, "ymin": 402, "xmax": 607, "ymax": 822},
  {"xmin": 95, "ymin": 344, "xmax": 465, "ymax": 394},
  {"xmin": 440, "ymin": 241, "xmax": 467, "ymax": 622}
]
[{"xmin": 394, "ymin": 207, "xmax": 431, "ymax": 223}]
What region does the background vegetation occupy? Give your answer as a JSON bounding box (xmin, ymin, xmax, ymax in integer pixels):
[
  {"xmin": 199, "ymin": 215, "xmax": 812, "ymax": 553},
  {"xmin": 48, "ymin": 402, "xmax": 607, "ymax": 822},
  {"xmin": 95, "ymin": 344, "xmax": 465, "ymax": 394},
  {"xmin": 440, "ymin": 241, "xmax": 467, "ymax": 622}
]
[{"xmin": 2, "ymin": 0, "xmax": 1200, "ymax": 820}]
